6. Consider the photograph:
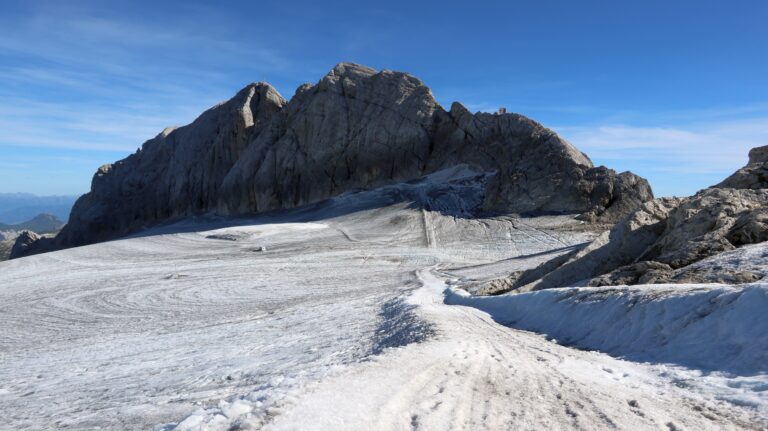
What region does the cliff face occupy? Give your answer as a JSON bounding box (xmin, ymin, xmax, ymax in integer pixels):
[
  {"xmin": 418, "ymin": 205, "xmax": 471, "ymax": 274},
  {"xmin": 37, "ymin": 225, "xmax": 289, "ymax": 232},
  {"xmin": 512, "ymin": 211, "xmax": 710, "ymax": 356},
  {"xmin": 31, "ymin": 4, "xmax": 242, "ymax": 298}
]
[
  {"xmin": 56, "ymin": 83, "xmax": 286, "ymax": 248},
  {"xmin": 18, "ymin": 63, "xmax": 653, "ymax": 256}
]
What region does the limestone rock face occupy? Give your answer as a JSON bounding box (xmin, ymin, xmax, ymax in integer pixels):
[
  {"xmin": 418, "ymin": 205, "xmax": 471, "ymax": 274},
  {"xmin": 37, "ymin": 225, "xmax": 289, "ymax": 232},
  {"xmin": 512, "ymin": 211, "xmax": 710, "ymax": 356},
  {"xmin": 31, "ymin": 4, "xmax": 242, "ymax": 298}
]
[
  {"xmin": 217, "ymin": 63, "xmax": 441, "ymax": 215},
  {"xmin": 639, "ymin": 188, "xmax": 768, "ymax": 268},
  {"xmin": 57, "ymin": 83, "xmax": 286, "ymax": 248},
  {"xmin": 513, "ymin": 197, "xmax": 680, "ymax": 292},
  {"xmin": 717, "ymin": 145, "xmax": 768, "ymax": 189},
  {"xmin": 217, "ymin": 63, "xmax": 652, "ymax": 219},
  {"xmin": 500, "ymin": 145, "xmax": 768, "ymax": 290},
  {"xmin": 17, "ymin": 63, "xmax": 653, "ymax": 257}
]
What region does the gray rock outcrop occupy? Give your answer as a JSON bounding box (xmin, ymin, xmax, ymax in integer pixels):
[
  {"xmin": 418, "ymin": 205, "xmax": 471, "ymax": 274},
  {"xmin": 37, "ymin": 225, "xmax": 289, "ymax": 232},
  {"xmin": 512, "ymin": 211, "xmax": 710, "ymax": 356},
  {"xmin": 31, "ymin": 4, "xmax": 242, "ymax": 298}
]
[
  {"xmin": 639, "ymin": 188, "xmax": 768, "ymax": 267},
  {"xmin": 0, "ymin": 231, "xmax": 19, "ymax": 261},
  {"xmin": 56, "ymin": 83, "xmax": 287, "ymax": 248},
  {"xmin": 10, "ymin": 231, "xmax": 41, "ymax": 259},
  {"xmin": 500, "ymin": 145, "xmax": 768, "ymax": 291},
  {"xmin": 13, "ymin": 63, "xmax": 653, "ymax": 258},
  {"xmin": 716, "ymin": 145, "xmax": 768, "ymax": 189},
  {"xmin": 500, "ymin": 197, "xmax": 680, "ymax": 292}
]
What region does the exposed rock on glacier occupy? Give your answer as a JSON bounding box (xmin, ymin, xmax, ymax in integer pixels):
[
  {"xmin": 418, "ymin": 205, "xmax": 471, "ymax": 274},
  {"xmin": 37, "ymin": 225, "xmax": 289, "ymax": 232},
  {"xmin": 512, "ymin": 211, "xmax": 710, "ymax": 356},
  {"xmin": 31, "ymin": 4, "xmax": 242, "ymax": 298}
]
[
  {"xmin": 496, "ymin": 145, "xmax": 768, "ymax": 291},
  {"xmin": 496, "ymin": 198, "xmax": 680, "ymax": 292},
  {"xmin": 12, "ymin": 63, "xmax": 652, "ymax": 257}
]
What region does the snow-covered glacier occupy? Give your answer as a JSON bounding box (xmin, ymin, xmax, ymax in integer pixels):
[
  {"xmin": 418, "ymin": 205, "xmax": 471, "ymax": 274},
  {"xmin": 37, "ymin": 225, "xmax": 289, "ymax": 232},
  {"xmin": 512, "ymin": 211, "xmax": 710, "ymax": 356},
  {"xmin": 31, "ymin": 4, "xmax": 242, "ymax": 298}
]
[{"xmin": 1, "ymin": 183, "xmax": 767, "ymax": 430}]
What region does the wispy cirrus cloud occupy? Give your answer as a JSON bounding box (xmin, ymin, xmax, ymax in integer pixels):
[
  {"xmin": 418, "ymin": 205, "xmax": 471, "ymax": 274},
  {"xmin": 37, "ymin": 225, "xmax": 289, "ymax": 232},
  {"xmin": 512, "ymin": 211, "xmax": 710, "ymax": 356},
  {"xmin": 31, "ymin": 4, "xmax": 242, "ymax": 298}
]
[
  {"xmin": 0, "ymin": 97, "xmax": 206, "ymax": 152},
  {"xmin": 553, "ymin": 116, "xmax": 768, "ymax": 197},
  {"xmin": 558, "ymin": 118, "xmax": 768, "ymax": 170},
  {"xmin": 0, "ymin": 2, "xmax": 296, "ymax": 154},
  {"xmin": 0, "ymin": 2, "xmax": 308, "ymax": 194}
]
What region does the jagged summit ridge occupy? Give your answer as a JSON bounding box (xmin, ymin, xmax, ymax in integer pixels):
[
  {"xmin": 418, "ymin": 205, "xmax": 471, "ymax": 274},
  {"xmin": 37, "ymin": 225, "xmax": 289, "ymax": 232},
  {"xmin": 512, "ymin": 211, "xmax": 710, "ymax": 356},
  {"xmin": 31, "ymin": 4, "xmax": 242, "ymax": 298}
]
[{"xmin": 16, "ymin": 63, "xmax": 653, "ymax": 256}]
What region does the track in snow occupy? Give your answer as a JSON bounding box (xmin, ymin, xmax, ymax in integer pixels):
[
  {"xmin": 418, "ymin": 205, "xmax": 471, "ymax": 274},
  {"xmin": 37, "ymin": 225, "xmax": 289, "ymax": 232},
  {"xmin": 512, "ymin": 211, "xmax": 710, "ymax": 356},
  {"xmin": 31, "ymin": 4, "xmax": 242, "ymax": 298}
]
[{"xmin": 263, "ymin": 269, "xmax": 765, "ymax": 430}]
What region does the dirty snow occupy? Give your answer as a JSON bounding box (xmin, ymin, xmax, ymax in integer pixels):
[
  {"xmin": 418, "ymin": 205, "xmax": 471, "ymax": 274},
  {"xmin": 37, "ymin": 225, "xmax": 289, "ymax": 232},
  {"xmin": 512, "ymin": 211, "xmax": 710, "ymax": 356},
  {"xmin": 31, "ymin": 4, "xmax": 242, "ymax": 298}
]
[{"xmin": 1, "ymin": 176, "xmax": 766, "ymax": 430}]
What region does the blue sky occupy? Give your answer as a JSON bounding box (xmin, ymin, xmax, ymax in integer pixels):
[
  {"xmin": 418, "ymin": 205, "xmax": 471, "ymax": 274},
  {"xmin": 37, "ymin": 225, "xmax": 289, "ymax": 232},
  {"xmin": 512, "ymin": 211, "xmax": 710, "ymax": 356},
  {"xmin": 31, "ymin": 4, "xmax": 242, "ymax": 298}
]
[{"xmin": 0, "ymin": 0, "xmax": 766, "ymax": 197}]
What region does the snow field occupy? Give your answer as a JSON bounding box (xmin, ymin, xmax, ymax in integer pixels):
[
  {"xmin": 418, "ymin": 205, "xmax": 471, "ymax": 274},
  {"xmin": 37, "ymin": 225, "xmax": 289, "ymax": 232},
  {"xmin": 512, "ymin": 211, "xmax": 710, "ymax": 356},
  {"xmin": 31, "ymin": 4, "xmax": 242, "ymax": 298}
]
[{"xmin": 1, "ymin": 192, "xmax": 766, "ymax": 430}]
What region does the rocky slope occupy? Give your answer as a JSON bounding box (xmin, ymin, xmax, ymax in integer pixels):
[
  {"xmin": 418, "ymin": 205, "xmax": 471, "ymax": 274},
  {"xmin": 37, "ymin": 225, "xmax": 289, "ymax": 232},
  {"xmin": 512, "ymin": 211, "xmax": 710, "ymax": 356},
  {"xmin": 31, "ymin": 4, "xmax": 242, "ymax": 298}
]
[
  {"xmin": 0, "ymin": 236, "xmax": 14, "ymax": 261},
  {"xmin": 0, "ymin": 214, "xmax": 63, "ymax": 261},
  {"xmin": 8, "ymin": 231, "xmax": 41, "ymax": 260},
  {"xmin": 492, "ymin": 145, "xmax": 768, "ymax": 292},
  {"xmin": 11, "ymin": 63, "xmax": 652, "ymax": 258}
]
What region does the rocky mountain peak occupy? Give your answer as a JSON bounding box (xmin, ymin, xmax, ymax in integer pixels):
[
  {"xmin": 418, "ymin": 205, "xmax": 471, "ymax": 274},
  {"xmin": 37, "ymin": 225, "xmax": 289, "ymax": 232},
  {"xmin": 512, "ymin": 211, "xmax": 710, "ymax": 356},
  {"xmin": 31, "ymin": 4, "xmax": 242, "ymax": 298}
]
[
  {"xmin": 313, "ymin": 62, "xmax": 439, "ymax": 122},
  {"xmin": 325, "ymin": 62, "xmax": 377, "ymax": 79},
  {"xmin": 749, "ymin": 145, "xmax": 768, "ymax": 165},
  {"xmin": 11, "ymin": 64, "xmax": 653, "ymax": 258}
]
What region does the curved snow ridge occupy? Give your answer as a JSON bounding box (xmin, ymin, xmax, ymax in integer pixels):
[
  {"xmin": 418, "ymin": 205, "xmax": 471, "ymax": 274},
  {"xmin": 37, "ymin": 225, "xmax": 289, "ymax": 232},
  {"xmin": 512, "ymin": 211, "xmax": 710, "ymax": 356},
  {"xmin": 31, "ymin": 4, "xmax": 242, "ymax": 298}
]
[{"xmin": 446, "ymin": 283, "xmax": 768, "ymax": 376}]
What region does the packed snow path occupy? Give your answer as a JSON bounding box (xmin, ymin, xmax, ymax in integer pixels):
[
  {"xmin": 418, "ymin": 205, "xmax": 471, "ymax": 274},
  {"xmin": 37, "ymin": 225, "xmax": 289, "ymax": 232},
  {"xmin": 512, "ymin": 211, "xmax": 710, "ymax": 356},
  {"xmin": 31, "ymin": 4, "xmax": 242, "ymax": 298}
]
[
  {"xmin": 0, "ymin": 200, "xmax": 765, "ymax": 430},
  {"xmin": 268, "ymin": 270, "xmax": 763, "ymax": 430}
]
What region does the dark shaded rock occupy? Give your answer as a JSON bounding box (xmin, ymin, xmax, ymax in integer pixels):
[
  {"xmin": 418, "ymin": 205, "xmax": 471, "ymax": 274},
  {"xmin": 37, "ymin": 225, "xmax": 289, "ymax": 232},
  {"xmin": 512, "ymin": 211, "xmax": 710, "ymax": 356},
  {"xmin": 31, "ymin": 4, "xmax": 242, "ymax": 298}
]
[
  {"xmin": 587, "ymin": 261, "xmax": 673, "ymax": 287},
  {"xmin": 55, "ymin": 83, "xmax": 286, "ymax": 249},
  {"xmin": 726, "ymin": 207, "xmax": 768, "ymax": 246},
  {"xmin": 10, "ymin": 231, "xmax": 41, "ymax": 259}
]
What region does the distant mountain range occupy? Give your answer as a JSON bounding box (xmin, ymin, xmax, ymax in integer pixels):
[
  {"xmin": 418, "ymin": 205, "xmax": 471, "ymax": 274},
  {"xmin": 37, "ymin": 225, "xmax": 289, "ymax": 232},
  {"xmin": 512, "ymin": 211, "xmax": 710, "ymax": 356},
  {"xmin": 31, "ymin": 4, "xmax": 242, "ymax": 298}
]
[
  {"xmin": 0, "ymin": 213, "xmax": 65, "ymax": 234},
  {"xmin": 0, "ymin": 193, "xmax": 77, "ymax": 224}
]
